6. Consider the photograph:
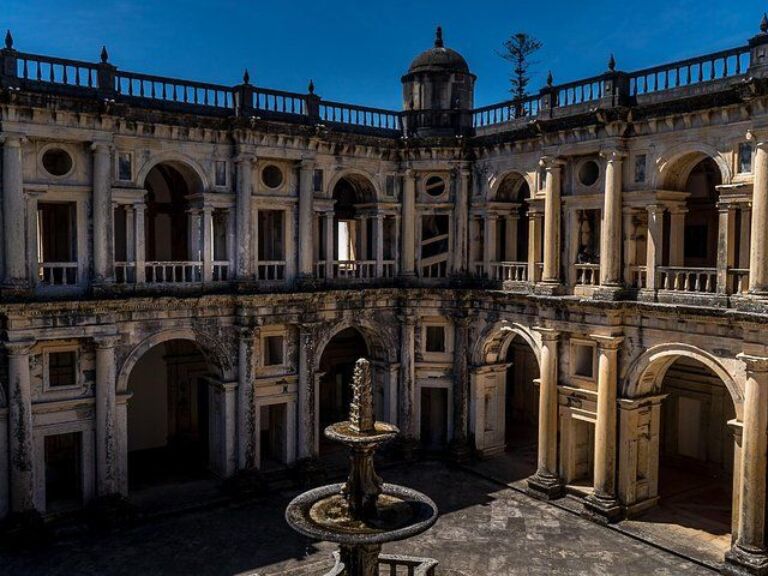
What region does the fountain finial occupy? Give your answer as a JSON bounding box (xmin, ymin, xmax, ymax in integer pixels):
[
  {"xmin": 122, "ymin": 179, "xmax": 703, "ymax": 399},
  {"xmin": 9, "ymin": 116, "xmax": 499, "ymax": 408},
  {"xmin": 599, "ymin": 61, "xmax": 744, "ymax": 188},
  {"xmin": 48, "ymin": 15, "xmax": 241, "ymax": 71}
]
[{"xmin": 349, "ymin": 358, "xmax": 375, "ymax": 434}]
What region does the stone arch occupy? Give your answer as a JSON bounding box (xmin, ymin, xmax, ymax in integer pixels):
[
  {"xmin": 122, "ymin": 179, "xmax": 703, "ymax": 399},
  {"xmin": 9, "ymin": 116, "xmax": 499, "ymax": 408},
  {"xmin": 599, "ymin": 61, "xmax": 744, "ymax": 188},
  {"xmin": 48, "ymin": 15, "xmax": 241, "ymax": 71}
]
[
  {"xmin": 326, "ymin": 168, "xmax": 381, "ymax": 203},
  {"xmin": 487, "ymin": 170, "xmax": 535, "ymax": 202},
  {"xmin": 622, "ymin": 343, "xmax": 743, "ymax": 418},
  {"xmin": 655, "ymin": 143, "xmax": 731, "ymax": 191},
  {"xmin": 136, "ymin": 152, "xmax": 210, "ymax": 193},
  {"xmin": 313, "ymin": 318, "xmax": 395, "ymax": 372},
  {"xmin": 117, "ymin": 328, "xmax": 224, "ymax": 393},
  {"xmin": 472, "ymin": 320, "xmax": 541, "ymax": 368}
]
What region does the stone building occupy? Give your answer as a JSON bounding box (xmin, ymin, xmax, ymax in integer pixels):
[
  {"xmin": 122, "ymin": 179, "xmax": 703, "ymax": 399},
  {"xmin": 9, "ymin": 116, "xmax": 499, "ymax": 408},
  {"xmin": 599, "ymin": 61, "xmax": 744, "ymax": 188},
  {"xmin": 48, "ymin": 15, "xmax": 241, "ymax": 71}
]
[{"xmin": 1, "ymin": 16, "xmax": 768, "ymax": 575}]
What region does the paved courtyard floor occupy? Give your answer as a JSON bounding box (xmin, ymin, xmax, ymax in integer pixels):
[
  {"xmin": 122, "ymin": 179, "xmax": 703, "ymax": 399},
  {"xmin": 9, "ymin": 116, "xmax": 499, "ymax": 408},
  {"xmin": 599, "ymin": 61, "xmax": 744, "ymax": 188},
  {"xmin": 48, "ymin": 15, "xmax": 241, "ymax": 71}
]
[{"xmin": 0, "ymin": 462, "xmax": 717, "ymax": 576}]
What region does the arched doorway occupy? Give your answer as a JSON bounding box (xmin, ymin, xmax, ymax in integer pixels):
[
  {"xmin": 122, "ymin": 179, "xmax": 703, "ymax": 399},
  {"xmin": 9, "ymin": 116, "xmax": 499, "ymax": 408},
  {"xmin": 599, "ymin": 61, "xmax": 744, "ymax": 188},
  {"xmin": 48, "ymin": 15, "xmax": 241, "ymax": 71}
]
[
  {"xmin": 318, "ymin": 327, "xmax": 369, "ymax": 455},
  {"xmin": 627, "ymin": 353, "xmax": 738, "ymax": 565},
  {"xmin": 144, "ymin": 162, "xmax": 203, "ymax": 282},
  {"xmin": 126, "ymin": 339, "xmax": 211, "ymax": 490},
  {"xmin": 681, "ymin": 157, "xmax": 721, "ymax": 269},
  {"xmin": 495, "ymin": 173, "xmax": 530, "ymax": 264},
  {"xmin": 504, "ymin": 336, "xmax": 539, "ymax": 479}
]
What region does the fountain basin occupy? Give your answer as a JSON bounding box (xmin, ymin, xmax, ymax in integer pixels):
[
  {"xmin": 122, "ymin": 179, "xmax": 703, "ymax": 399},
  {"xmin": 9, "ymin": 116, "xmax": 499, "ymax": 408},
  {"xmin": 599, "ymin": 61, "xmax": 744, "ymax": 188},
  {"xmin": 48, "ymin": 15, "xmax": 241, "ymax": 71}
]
[
  {"xmin": 324, "ymin": 421, "xmax": 399, "ymax": 445},
  {"xmin": 285, "ymin": 482, "xmax": 438, "ymax": 545}
]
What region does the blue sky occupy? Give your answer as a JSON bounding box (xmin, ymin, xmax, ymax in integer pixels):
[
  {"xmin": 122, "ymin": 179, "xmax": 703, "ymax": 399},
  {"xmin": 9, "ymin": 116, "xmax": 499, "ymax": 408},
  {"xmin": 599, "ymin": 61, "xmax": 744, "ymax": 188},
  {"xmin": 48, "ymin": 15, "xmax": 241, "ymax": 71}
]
[{"xmin": 3, "ymin": 1, "xmax": 767, "ymax": 109}]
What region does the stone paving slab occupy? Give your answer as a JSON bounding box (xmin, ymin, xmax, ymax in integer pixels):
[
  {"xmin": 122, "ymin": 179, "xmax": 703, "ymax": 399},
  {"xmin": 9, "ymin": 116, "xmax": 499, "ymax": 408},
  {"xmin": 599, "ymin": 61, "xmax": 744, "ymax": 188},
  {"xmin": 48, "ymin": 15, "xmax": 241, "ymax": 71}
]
[{"xmin": 0, "ymin": 462, "xmax": 716, "ymax": 576}]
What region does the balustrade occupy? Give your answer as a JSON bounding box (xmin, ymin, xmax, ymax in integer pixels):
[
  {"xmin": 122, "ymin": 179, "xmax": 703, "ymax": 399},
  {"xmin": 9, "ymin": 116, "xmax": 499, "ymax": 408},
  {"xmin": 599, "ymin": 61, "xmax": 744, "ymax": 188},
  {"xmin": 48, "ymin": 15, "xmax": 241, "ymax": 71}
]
[
  {"xmin": 491, "ymin": 261, "xmax": 529, "ymax": 282},
  {"xmin": 16, "ymin": 52, "xmax": 99, "ymax": 89},
  {"xmin": 628, "ymin": 265, "xmax": 648, "ymax": 289},
  {"xmin": 319, "ymin": 101, "xmax": 401, "ymax": 131},
  {"xmin": 114, "ymin": 262, "xmax": 136, "ymax": 284},
  {"xmin": 574, "ymin": 263, "xmax": 601, "ymax": 286},
  {"xmin": 116, "ymin": 71, "xmax": 234, "ymax": 110},
  {"xmin": 659, "ymin": 267, "xmax": 717, "ymax": 293},
  {"xmin": 144, "ymin": 261, "xmax": 203, "ymax": 284},
  {"xmin": 729, "ymin": 268, "xmax": 751, "ymax": 295},
  {"xmin": 37, "ymin": 262, "xmax": 78, "ymax": 286},
  {"xmin": 256, "ymin": 261, "xmax": 286, "ymax": 281}
]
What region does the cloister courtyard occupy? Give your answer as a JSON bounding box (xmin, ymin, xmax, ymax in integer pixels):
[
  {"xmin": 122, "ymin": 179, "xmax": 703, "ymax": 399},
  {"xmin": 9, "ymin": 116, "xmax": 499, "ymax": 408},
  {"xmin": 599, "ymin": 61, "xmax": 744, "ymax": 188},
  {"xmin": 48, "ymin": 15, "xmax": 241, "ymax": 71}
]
[{"xmin": 0, "ymin": 459, "xmax": 717, "ymax": 576}]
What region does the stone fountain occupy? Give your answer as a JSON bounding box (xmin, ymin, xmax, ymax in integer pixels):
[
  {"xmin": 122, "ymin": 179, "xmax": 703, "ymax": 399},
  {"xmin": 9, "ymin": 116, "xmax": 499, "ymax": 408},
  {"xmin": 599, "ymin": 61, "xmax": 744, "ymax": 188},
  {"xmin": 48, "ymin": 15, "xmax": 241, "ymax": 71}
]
[{"xmin": 286, "ymin": 358, "xmax": 438, "ymax": 576}]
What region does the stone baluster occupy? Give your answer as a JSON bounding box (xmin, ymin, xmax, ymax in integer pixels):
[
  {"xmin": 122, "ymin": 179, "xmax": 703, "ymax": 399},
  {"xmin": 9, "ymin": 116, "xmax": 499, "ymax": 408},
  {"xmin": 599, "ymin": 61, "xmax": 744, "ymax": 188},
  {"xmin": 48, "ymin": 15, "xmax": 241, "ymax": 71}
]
[
  {"xmin": 2, "ymin": 135, "xmax": 27, "ymax": 288},
  {"xmin": 401, "ymin": 169, "xmax": 416, "ymax": 277},
  {"xmin": 6, "ymin": 339, "xmax": 35, "ymax": 513},
  {"xmin": 725, "ymin": 353, "xmax": 768, "ymax": 574},
  {"xmin": 298, "ymin": 158, "xmax": 315, "ymax": 278},
  {"xmin": 95, "ymin": 334, "xmax": 121, "ymax": 496},
  {"xmin": 599, "ymin": 149, "xmax": 625, "ymax": 289},
  {"xmin": 236, "ymin": 156, "xmax": 253, "ymax": 281},
  {"xmin": 92, "ymin": 142, "xmax": 114, "ymax": 284},
  {"xmin": 528, "ymin": 328, "xmax": 563, "ymax": 499},
  {"xmin": 584, "ymin": 335, "xmax": 624, "ymax": 523}
]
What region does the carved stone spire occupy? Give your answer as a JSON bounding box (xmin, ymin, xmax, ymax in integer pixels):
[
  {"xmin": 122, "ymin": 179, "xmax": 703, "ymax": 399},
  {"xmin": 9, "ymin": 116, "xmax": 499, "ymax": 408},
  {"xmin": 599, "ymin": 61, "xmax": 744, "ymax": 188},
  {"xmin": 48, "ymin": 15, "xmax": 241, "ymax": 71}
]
[
  {"xmin": 308, "ymin": 79, "xmax": 315, "ymax": 94},
  {"xmin": 546, "ymin": 70, "xmax": 554, "ymax": 87},
  {"xmin": 4, "ymin": 30, "xmax": 13, "ymax": 50},
  {"xmin": 434, "ymin": 26, "xmax": 444, "ymax": 48},
  {"xmin": 762, "ymin": 13, "xmax": 768, "ymax": 34},
  {"xmin": 100, "ymin": 45, "xmax": 109, "ymax": 64},
  {"xmin": 349, "ymin": 358, "xmax": 374, "ymax": 434},
  {"xmin": 243, "ymin": 68, "xmax": 250, "ymax": 85},
  {"xmin": 608, "ymin": 54, "xmax": 616, "ymax": 72}
]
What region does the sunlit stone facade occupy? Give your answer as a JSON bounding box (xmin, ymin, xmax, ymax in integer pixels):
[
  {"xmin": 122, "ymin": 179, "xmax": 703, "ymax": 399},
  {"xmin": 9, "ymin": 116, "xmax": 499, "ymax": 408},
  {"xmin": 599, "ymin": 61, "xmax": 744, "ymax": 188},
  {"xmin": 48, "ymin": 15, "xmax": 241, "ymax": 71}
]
[{"xmin": 2, "ymin": 19, "xmax": 768, "ymax": 575}]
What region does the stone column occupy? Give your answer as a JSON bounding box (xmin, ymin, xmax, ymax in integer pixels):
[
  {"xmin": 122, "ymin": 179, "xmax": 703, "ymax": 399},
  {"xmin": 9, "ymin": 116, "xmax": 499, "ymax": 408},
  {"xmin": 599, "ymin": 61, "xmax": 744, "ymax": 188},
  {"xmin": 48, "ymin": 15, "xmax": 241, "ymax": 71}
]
[
  {"xmin": 399, "ymin": 310, "xmax": 417, "ymax": 448},
  {"xmin": 454, "ymin": 166, "xmax": 470, "ymax": 275},
  {"xmin": 599, "ymin": 150, "xmax": 624, "ymax": 288},
  {"xmin": 725, "ymin": 354, "xmax": 768, "ymax": 574},
  {"xmin": 92, "ymin": 142, "xmax": 114, "ymax": 283},
  {"xmin": 95, "ymin": 334, "xmax": 121, "ymax": 497},
  {"xmin": 237, "ymin": 326, "xmax": 257, "ymax": 469},
  {"xmin": 528, "ymin": 328, "xmax": 563, "ymax": 499},
  {"xmin": 668, "ymin": 209, "xmax": 686, "ymax": 267},
  {"xmin": 584, "ymin": 335, "xmax": 623, "ymax": 523},
  {"xmin": 3, "ymin": 135, "xmax": 27, "ymax": 287},
  {"xmin": 483, "ymin": 214, "xmax": 497, "ymax": 277},
  {"xmin": 750, "ymin": 139, "xmax": 768, "ymax": 294},
  {"xmin": 505, "ymin": 214, "xmax": 518, "ymax": 262},
  {"xmin": 133, "ymin": 201, "xmax": 146, "ymax": 283},
  {"xmin": 645, "ymin": 205, "xmax": 664, "ymax": 291},
  {"xmin": 202, "ymin": 204, "xmax": 214, "ymax": 282},
  {"xmin": 740, "ymin": 205, "xmax": 752, "ymax": 270},
  {"xmin": 236, "ymin": 156, "xmax": 253, "ymax": 281},
  {"xmin": 6, "ymin": 339, "xmax": 35, "ymax": 513},
  {"xmin": 622, "ymin": 211, "xmax": 636, "ymax": 286},
  {"xmin": 324, "ymin": 211, "xmax": 334, "ymax": 279},
  {"xmin": 188, "ymin": 208, "xmax": 202, "ymax": 263},
  {"xmin": 717, "ymin": 203, "xmax": 737, "ymax": 295},
  {"xmin": 208, "ymin": 379, "xmax": 238, "ymax": 478},
  {"xmin": 401, "ymin": 169, "xmax": 416, "ymax": 277},
  {"xmin": 298, "ymin": 158, "xmax": 315, "ymax": 278},
  {"xmin": 374, "ymin": 213, "xmax": 384, "ymax": 277},
  {"xmin": 284, "ymin": 205, "xmax": 296, "ymax": 282},
  {"xmin": 528, "ymin": 210, "xmax": 543, "ymax": 282},
  {"xmin": 541, "ymin": 158, "xmax": 564, "ymax": 288},
  {"xmin": 450, "ymin": 312, "xmax": 470, "ymax": 461},
  {"xmin": 124, "ymin": 205, "xmax": 136, "ymax": 263},
  {"xmin": 298, "ymin": 325, "xmax": 315, "ymax": 459}
]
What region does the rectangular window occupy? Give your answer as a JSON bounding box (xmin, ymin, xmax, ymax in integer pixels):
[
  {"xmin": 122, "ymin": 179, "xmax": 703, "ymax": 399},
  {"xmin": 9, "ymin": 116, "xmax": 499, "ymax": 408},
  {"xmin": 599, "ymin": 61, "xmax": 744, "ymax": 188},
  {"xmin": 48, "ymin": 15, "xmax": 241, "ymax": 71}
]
[
  {"xmin": 538, "ymin": 166, "xmax": 547, "ymax": 190},
  {"xmin": 739, "ymin": 143, "xmax": 754, "ymax": 174},
  {"xmin": 634, "ymin": 154, "xmax": 647, "ymax": 183},
  {"xmin": 215, "ymin": 160, "xmax": 228, "ymax": 187},
  {"xmin": 118, "ymin": 152, "xmax": 132, "ymax": 181},
  {"xmin": 263, "ymin": 335, "xmax": 284, "ymax": 366},
  {"xmin": 257, "ymin": 210, "xmax": 285, "ymax": 260},
  {"xmin": 48, "ymin": 350, "xmax": 77, "ymax": 388},
  {"xmin": 313, "ymin": 169, "xmax": 323, "ymax": 192},
  {"xmin": 425, "ymin": 326, "xmax": 446, "ymax": 353},
  {"xmin": 572, "ymin": 344, "xmax": 594, "ymax": 379},
  {"xmin": 386, "ymin": 174, "xmax": 396, "ymax": 197}
]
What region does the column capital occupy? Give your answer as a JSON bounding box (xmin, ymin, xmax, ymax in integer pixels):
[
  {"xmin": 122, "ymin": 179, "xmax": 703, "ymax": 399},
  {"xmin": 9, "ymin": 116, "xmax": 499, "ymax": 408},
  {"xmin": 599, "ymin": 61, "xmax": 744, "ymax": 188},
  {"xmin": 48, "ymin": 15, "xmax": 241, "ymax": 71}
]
[
  {"xmin": 539, "ymin": 156, "xmax": 566, "ymax": 170},
  {"xmin": 237, "ymin": 325, "xmax": 258, "ymax": 341},
  {"xmin": 0, "ymin": 133, "xmax": 27, "ymax": 147},
  {"xmin": 533, "ymin": 327, "xmax": 559, "ymax": 341},
  {"xmin": 403, "ymin": 168, "xmax": 416, "ymax": 179},
  {"xmin": 738, "ymin": 352, "xmax": 768, "ymax": 373},
  {"xmin": 4, "ymin": 338, "xmax": 35, "ymax": 356},
  {"xmin": 94, "ymin": 334, "xmax": 122, "ymax": 349},
  {"xmin": 234, "ymin": 154, "xmax": 255, "ymax": 165},
  {"xmin": 91, "ymin": 141, "xmax": 113, "ymax": 154},
  {"xmin": 746, "ymin": 128, "xmax": 768, "ymax": 148},
  {"xmin": 298, "ymin": 157, "xmax": 315, "ymax": 170},
  {"xmin": 590, "ymin": 334, "xmax": 625, "ymax": 350},
  {"xmin": 646, "ymin": 203, "xmax": 666, "ymax": 216},
  {"xmin": 599, "ymin": 148, "xmax": 627, "ymax": 163}
]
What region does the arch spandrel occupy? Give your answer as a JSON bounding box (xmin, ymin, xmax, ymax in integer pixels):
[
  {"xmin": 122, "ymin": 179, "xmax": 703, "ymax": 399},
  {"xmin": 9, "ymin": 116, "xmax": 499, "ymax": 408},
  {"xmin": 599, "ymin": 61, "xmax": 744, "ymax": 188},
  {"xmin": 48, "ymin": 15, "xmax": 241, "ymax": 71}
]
[
  {"xmin": 622, "ymin": 343, "xmax": 744, "ymax": 419},
  {"xmin": 312, "ymin": 317, "xmax": 398, "ymax": 373},
  {"xmin": 326, "ymin": 168, "xmax": 382, "ymax": 203},
  {"xmin": 472, "ymin": 320, "xmax": 541, "ymax": 368},
  {"xmin": 654, "ymin": 143, "xmax": 731, "ymax": 191},
  {"xmin": 487, "ymin": 169, "xmax": 535, "ymax": 203},
  {"xmin": 135, "ymin": 152, "xmax": 210, "ymax": 193}
]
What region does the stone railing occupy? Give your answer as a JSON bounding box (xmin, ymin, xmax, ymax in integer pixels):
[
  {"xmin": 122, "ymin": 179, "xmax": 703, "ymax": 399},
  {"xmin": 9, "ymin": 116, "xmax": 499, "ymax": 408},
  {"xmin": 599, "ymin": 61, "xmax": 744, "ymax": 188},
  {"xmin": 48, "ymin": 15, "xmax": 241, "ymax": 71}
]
[
  {"xmin": 37, "ymin": 261, "xmax": 79, "ymax": 286},
  {"xmin": 659, "ymin": 266, "xmax": 717, "ymax": 293},
  {"xmin": 322, "ymin": 552, "xmax": 438, "ymax": 576},
  {"xmin": 628, "ymin": 265, "xmax": 647, "ymax": 289},
  {"xmin": 729, "ymin": 268, "xmax": 750, "ymax": 295},
  {"xmin": 575, "ymin": 263, "xmax": 600, "ymax": 286},
  {"xmin": 256, "ymin": 261, "xmax": 286, "ymax": 281},
  {"xmin": 144, "ymin": 261, "xmax": 203, "ymax": 284},
  {"xmin": 490, "ymin": 261, "xmax": 528, "ymax": 282},
  {"xmin": 114, "ymin": 261, "xmax": 136, "ymax": 284}
]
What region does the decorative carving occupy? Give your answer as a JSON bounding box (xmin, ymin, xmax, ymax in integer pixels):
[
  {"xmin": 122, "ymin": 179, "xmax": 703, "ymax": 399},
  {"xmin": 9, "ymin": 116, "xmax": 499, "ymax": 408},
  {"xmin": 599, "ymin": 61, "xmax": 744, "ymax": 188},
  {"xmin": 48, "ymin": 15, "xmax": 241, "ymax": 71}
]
[{"xmin": 349, "ymin": 358, "xmax": 374, "ymax": 434}]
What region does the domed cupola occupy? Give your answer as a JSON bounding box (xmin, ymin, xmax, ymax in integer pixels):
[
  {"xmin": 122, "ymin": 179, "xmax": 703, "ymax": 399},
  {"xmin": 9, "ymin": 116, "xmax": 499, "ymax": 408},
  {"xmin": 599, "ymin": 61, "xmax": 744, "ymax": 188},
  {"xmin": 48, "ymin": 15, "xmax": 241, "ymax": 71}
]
[{"xmin": 402, "ymin": 27, "xmax": 476, "ymax": 138}]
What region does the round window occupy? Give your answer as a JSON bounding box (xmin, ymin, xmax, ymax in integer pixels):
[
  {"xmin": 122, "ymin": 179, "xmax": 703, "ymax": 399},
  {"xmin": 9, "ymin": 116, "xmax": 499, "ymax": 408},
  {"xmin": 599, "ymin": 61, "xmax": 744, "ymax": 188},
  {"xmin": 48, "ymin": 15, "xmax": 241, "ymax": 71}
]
[
  {"xmin": 578, "ymin": 160, "xmax": 600, "ymax": 187},
  {"xmin": 425, "ymin": 176, "xmax": 446, "ymax": 197},
  {"xmin": 262, "ymin": 165, "xmax": 284, "ymax": 189},
  {"xmin": 42, "ymin": 148, "xmax": 73, "ymax": 177}
]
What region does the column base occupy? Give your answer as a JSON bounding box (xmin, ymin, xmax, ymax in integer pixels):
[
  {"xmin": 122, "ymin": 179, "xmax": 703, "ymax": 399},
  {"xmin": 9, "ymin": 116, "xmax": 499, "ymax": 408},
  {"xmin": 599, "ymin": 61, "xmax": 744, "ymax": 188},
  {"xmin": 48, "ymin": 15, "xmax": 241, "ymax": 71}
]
[
  {"xmin": 534, "ymin": 282, "xmax": 565, "ymax": 296},
  {"xmin": 582, "ymin": 493, "xmax": 623, "ymax": 524},
  {"xmin": 592, "ymin": 285, "xmax": 628, "ymax": 301},
  {"xmin": 724, "ymin": 545, "xmax": 768, "ymax": 576},
  {"xmin": 526, "ymin": 472, "xmax": 564, "ymax": 500}
]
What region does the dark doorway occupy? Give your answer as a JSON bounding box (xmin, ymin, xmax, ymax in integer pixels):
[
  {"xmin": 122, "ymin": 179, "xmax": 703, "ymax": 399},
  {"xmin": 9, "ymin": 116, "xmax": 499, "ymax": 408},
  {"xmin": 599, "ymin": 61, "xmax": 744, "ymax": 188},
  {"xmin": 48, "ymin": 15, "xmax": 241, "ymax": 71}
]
[
  {"xmin": 260, "ymin": 403, "xmax": 287, "ymax": 469},
  {"xmin": 45, "ymin": 432, "xmax": 82, "ymax": 512},
  {"xmin": 420, "ymin": 387, "xmax": 448, "ymax": 450}
]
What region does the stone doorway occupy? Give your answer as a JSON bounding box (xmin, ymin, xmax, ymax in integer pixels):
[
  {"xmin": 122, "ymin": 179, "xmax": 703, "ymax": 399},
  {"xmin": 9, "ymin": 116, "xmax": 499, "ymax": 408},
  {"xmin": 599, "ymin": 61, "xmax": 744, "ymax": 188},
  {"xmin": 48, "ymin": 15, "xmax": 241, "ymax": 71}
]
[
  {"xmin": 126, "ymin": 339, "xmax": 211, "ymax": 491},
  {"xmin": 503, "ymin": 339, "xmax": 538, "ymax": 479}
]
